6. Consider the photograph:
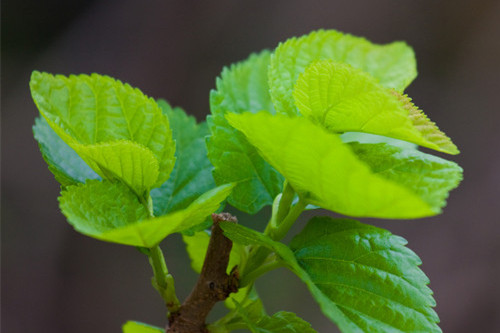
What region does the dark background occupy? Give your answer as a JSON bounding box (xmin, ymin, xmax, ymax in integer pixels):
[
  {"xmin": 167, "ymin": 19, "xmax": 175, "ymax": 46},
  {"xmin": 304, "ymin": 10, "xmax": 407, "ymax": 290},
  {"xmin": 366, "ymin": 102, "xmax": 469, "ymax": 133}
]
[{"xmin": 2, "ymin": 1, "xmax": 500, "ymax": 332}]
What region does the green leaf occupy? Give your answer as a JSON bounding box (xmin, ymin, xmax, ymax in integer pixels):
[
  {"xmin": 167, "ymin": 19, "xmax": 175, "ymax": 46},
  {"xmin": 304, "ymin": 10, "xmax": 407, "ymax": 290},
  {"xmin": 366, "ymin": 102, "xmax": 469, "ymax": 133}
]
[
  {"xmin": 182, "ymin": 228, "xmax": 243, "ymax": 274},
  {"xmin": 208, "ymin": 51, "xmax": 284, "ymax": 214},
  {"xmin": 293, "ymin": 60, "xmax": 458, "ymax": 154},
  {"xmin": 226, "ymin": 112, "xmax": 439, "ymax": 218},
  {"xmin": 253, "ymin": 312, "xmax": 317, "ymax": 333},
  {"xmin": 59, "ymin": 180, "xmax": 149, "ymax": 236},
  {"xmin": 151, "ymin": 100, "xmax": 215, "ymax": 215},
  {"xmin": 220, "ymin": 220, "xmax": 440, "ymax": 333},
  {"xmin": 60, "ymin": 181, "xmax": 233, "ymax": 247},
  {"xmin": 33, "ymin": 116, "xmax": 100, "ymax": 186},
  {"xmin": 234, "ymin": 301, "xmax": 317, "ymax": 333},
  {"xmin": 348, "ymin": 142, "xmax": 462, "ymax": 214},
  {"xmin": 269, "ymin": 29, "xmax": 417, "ymax": 115},
  {"xmin": 219, "ymin": 222, "xmax": 297, "ymax": 266},
  {"xmin": 97, "ymin": 183, "xmax": 234, "ymax": 247},
  {"xmin": 290, "ymin": 217, "xmax": 441, "ymax": 333},
  {"xmin": 209, "ymin": 287, "xmax": 266, "ymax": 332},
  {"xmin": 122, "ymin": 321, "xmax": 164, "ymax": 333},
  {"xmin": 210, "ymin": 50, "xmax": 276, "ymax": 116},
  {"xmin": 30, "ymin": 71, "xmax": 175, "ymax": 194},
  {"xmin": 76, "ymin": 140, "xmax": 160, "ymax": 194}
]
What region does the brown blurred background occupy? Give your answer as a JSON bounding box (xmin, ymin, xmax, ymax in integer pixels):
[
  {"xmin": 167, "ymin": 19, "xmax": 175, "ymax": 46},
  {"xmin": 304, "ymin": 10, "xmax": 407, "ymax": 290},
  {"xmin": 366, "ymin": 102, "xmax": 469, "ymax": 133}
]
[{"xmin": 2, "ymin": 1, "xmax": 500, "ymax": 332}]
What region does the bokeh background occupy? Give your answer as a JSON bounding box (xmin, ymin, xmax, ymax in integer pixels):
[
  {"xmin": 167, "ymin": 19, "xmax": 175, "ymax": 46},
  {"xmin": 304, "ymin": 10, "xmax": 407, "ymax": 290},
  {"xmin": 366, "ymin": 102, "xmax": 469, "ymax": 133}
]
[{"xmin": 2, "ymin": 1, "xmax": 500, "ymax": 332}]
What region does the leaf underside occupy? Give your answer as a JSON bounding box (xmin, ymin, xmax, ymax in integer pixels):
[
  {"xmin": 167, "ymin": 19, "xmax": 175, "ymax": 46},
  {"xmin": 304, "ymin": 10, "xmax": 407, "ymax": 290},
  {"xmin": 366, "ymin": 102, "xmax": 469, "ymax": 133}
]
[
  {"xmin": 33, "ymin": 116, "xmax": 100, "ymax": 186},
  {"xmin": 226, "ymin": 112, "xmax": 446, "ymax": 218}
]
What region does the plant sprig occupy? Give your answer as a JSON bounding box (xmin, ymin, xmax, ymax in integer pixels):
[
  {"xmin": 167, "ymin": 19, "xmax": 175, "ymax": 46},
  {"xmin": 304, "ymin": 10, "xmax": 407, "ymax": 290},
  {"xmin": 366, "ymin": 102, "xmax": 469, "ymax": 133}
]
[{"xmin": 32, "ymin": 29, "xmax": 462, "ymax": 333}]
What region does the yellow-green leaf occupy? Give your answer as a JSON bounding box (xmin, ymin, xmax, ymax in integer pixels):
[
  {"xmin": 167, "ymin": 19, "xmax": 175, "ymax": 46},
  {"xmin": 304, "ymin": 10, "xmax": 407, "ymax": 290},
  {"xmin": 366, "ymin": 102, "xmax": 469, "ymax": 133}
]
[
  {"xmin": 293, "ymin": 60, "xmax": 458, "ymax": 154},
  {"xmin": 30, "ymin": 71, "xmax": 175, "ymax": 194},
  {"xmin": 60, "ymin": 180, "xmax": 233, "ymax": 247},
  {"xmin": 269, "ymin": 29, "xmax": 417, "ymax": 115},
  {"xmin": 226, "ymin": 112, "xmax": 436, "ymax": 218}
]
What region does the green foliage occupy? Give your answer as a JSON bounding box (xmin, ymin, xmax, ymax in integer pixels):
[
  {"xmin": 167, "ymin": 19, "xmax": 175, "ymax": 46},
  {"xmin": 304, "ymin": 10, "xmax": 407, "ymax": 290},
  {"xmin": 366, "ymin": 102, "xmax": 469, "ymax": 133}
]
[
  {"xmin": 33, "ymin": 116, "xmax": 100, "ymax": 186},
  {"xmin": 220, "ymin": 218, "xmax": 440, "ymax": 333},
  {"xmin": 233, "ymin": 304, "xmax": 317, "ymax": 333},
  {"xmin": 151, "ymin": 101, "xmax": 215, "ymax": 216},
  {"xmin": 31, "ymin": 28, "xmax": 463, "ymax": 333},
  {"xmin": 59, "ymin": 179, "xmax": 149, "ymax": 236},
  {"xmin": 269, "ymin": 29, "xmax": 417, "ymax": 115},
  {"xmin": 61, "ymin": 182, "xmax": 233, "ymax": 247},
  {"xmin": 290, "ymin": 217, "xmax": 440, "ymax": 332},
  {"xmin": 349, "ymin": 142, "xmax": 462, "ymax": 213},
  {"xmin": 30, "ymin": 71, "xmax": 175, "ymax": 195},
  {"xmin": 226, "ymin": 111, "xmax": 457, "ymax": 218},
  {"xmin": 207, "ymin": 50, "xmax": 284, "ymax": 214},
  {"xmin": 293, "ymin": 60, "xmax": 458, "ymax": 154}
]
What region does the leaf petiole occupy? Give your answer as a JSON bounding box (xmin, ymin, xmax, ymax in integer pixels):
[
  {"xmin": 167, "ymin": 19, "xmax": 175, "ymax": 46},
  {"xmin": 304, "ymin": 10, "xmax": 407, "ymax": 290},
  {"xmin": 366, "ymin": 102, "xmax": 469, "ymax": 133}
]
[
  {"xmin": 148, "ymin": 244, "xmax": 181, "ymax": 314},
  {"xmin": 238, "ymin": 253, "xmax": 284, "ymax": 287}
]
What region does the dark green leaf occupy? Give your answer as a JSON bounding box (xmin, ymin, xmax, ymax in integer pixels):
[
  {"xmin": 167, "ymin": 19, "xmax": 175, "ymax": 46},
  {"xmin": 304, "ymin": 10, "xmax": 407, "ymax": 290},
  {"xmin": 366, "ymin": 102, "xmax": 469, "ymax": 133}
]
[
  {"xmin": 207, "ymin": 51, "xmax": 283, "ymax": 214},
  {"xmin": 290, "ymin": 217, "xmax": 441, "ymax": 332},
  {"xmin": 151, "ymin": 101, "xmax": 215, "ymax": 215}
]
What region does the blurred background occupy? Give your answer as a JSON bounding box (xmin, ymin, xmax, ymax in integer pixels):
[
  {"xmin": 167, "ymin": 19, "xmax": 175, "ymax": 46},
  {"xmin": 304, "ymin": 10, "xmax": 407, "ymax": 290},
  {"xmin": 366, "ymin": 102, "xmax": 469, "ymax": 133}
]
[{"xmin": 2, "ymin": 0, "xmax": 500, "ymax": 332}]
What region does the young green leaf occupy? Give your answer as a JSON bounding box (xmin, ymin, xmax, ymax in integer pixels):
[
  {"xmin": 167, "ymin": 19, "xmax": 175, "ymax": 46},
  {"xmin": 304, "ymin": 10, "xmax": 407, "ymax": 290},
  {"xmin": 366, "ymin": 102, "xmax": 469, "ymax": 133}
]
[
  {"xmin": 151, "ymin": 100, "xmax": 215, "ymax": 216},
  {"xmin": 219, "ymin": 222, "xmax": 297, "ymax": 266},
  {"xmin": 76, "ymin": 140, "xmax": 160, "ymax": 194},
  {"xmin": 209, "ymin": 287, "xmax": 266, "ymax": 332},
  {"xmin": 349, "ymin": 142, "xmax": 462, "ymax": 213},
  {"xmin": 290, "ymin": 217, "xmax": 441, "ymax": 333},
  {"xmin": 234, "ymin": 301, "xmax": 317, "ymax": 333},
  {"xmin": 122, "ymin": 321, "xmax": 163, "ymax": 333},
  {"xmin": 210, "ymin": 50, "xmax": 276, "ymax": 117},
  {"xmin": 33, "ymin": 116, "xmax": 100, "ymax": 186},
  {"xmin": 96, "ymin": 183, "xmax": 234, "ymax": 247},
  {"xmin": 207, "ymin": 51, "xmax": 283, "ymax": 214},
  {"xmin": 293, "ymin": 60, "xmax": 458, "ymax": 154},
  {"xmin": 269, "ymin": 29, "xmax": 417, "ymax": 115},
  {"xmin": 59, "ymin": 180, "xmax": 149, "ymax": 236},
  {"xmin": 60, "ymin": 181, "xmax": 233, "ymax": 247},
  {"xmin": 30, "ymin": 71, "xmax": 175, "ymax": 194},
  {"xmin": 226, "ymin": 112, "xmax": 441, "ymax": 218}
]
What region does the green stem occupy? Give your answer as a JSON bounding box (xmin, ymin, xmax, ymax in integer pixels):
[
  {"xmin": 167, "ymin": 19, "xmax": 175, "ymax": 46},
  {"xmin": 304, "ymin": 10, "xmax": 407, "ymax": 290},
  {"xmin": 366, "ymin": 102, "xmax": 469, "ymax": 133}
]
[
  {"xmin": 240, "ymin": 188, "xmax": 305, "ymax": 286},
  {"xmin": 276, "ymin": 181, "xmax": 295, "ymax": 224},
  {"xmin": 149, "ymin": 244, "xmax": 169, "ymax": 290},
  {"xmin": 270, "ymin": 197, "xmax": 306, "ymax": 241},
  {"xmin": 239, "ymin": 254, "xmax": 284, "ymax": 287},
  {"xmin": 139, "ymin": 192, "xmax": 180, "ymax": 313},
  {"xmin": 148, "ymin": 245, "xmax": 181, "ymax": 313}
]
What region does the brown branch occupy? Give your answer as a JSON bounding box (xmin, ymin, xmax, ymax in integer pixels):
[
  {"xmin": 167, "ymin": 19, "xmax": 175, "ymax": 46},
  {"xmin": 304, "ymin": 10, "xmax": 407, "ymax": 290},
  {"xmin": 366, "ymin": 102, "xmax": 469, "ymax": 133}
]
[{"xmin": 167, "ymin": 213, "xmax": 239, "ymax": 333}]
